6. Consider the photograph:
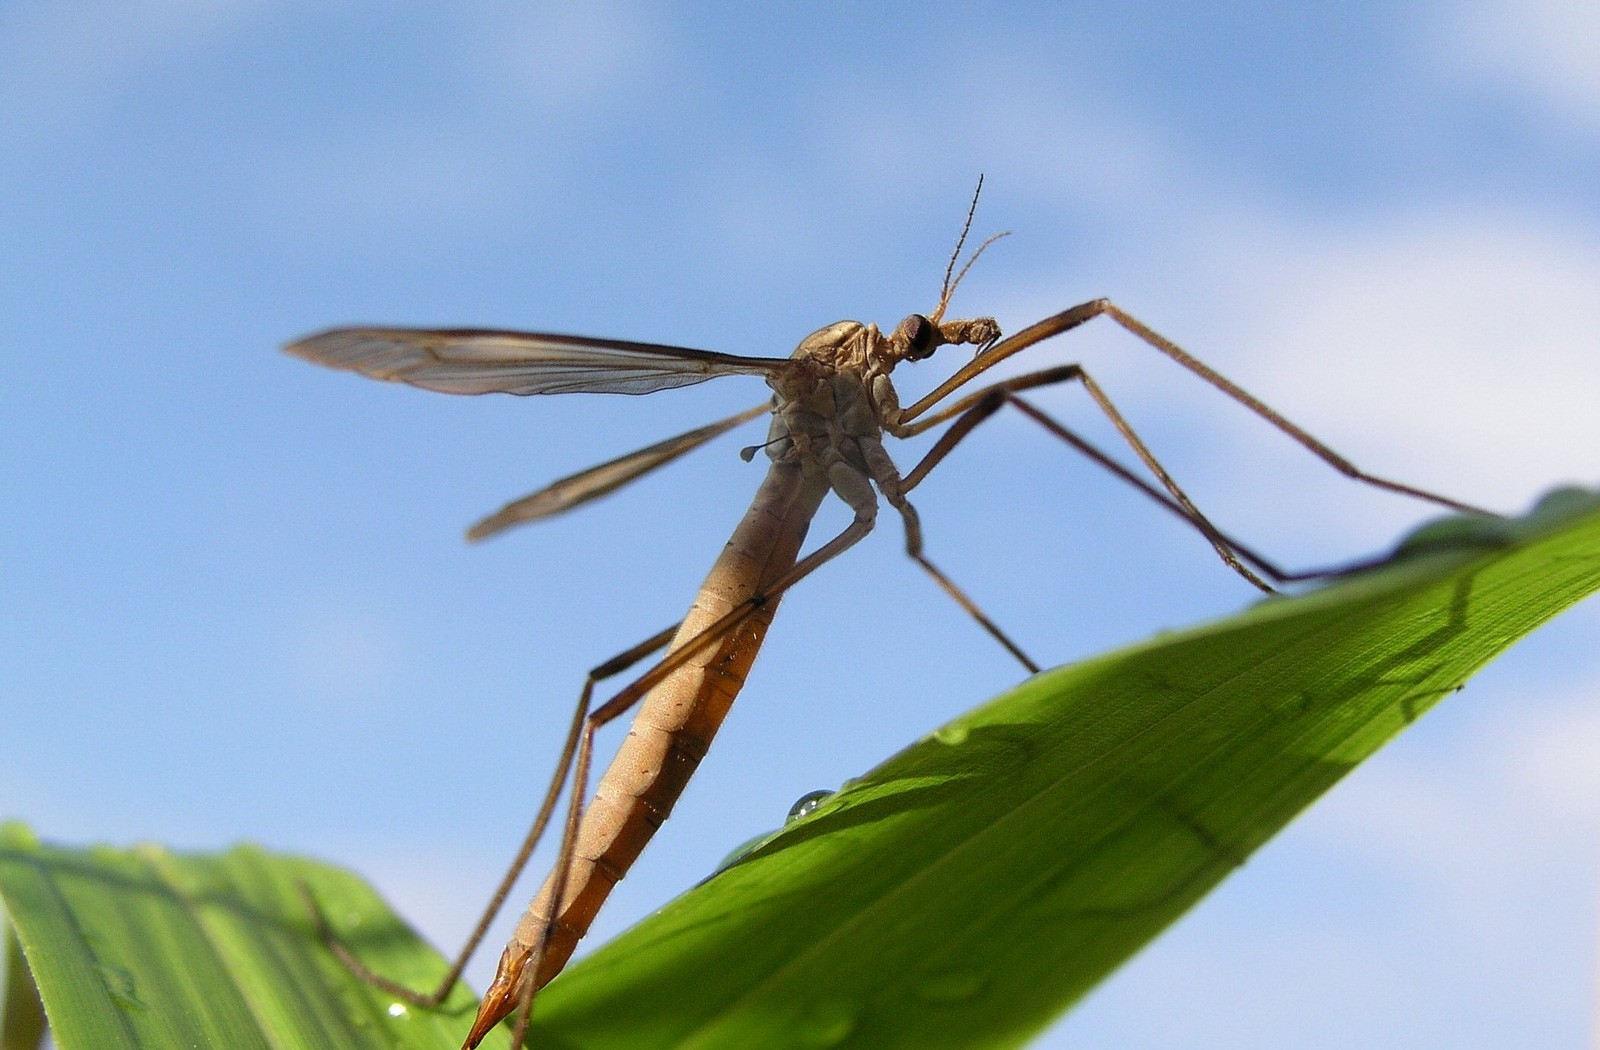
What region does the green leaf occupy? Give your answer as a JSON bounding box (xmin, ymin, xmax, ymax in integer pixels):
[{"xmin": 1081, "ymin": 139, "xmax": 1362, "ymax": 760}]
[
  {"xmin": 0, "ymin": 827, "xmax": 507, "ymax": 1050},
  {"xmin": 3, "ymin": 907, "xmax": 47, "ymax": 1050},
  {"xmin": 531, "ymin": 487, "xmax": 1600, "ymax": 1049},
  {"xmin": 3, "ymin": 488, "xmax": 1597, "ymax": 1050}
]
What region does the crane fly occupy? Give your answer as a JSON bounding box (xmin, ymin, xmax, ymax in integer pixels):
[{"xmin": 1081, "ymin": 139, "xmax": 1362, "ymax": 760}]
[{"xmin": 284, "ymin": 188, "xmax": 1491, "ymax": 1048}]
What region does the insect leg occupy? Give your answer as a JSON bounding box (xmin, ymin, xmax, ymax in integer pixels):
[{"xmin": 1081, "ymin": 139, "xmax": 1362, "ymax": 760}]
[
  {"xmin": 301, "ymin": 621, "xmax": 681, "ymax": 1008},
  {"xmin": 898, "ymin": 298, "xmax": 1496, "ymax": 519},
  {"xmin": 897, "ymin": 361, "xmax": 1455, "ymax": 592},
  {"xmin": 898, "ymin": 362, "xmax": 1276, "ymax": 592}
]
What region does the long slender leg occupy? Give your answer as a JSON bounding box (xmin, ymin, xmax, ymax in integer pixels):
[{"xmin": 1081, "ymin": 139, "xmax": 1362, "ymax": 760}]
[
  {"xmin": 1000, "ymin": 396, "xmax": 1395, "ymax": 583},
  {"xmin": 908, "ymin": 369, "xmax": 1456, "ymax": 586},
  {"xmin": 1061, "ymin": 365, "xmax": 1276, "ymax": 590},
  {"xmin": 880, "ymin": 487, "xmax": 1039, "ymax": 673},
  {"xmin": 898, "ymin": 298, "xmax": 1497, "ymax": 519},
  {"xmin": 909, "ymin": 532, "xmax": 1040, "ymax": 672},
  {"xmin": 906, "ymin": 344, "xmax": 1505, "ymax": 590},
  {"xmin": 880, "ymin": 362, "xmax": 1269, "ymax": 675},
  {"xmin": 1000, "ymin": 395, "xmax": 1292, "ymax": 579},
  {"xmin": 874, "ymin": 366, "xmax": 1094, "ymax": 672},
  {"xmin": 921, "ymin": 384, "xmax": 1294, "ymax": 574},
  {"xmin": 897, "ymin": 360, "xmax": 1305, "ymax": 591},
  {"xmin": 301, "ymin": 621, "xmax": 683, "ymax": 1006},
  {"xmin": 897, "ymin": 357, "xmax": 1490, "ymax": 597}
]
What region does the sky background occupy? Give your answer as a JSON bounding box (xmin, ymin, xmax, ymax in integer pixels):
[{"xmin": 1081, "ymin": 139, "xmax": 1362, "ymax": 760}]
[{"xmin": 4, "ymin": 2, "xmax": 1599, "ymax": 1047}]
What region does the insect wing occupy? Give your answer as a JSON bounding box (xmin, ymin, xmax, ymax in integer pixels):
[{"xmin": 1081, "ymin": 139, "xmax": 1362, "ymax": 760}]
[
  {"xmin": 284, "ymin": 327, "xmax": 793, "ymax": 396},
  {"xmin": 467, "ymin": 401, "xmax": 772, "ymax": 540}
]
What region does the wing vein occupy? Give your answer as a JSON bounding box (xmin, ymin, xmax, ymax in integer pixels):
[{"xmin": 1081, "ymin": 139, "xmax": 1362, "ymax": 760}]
[{"xmin": 285, "ymin": 327, "xmax": 795, "ymax": 396}]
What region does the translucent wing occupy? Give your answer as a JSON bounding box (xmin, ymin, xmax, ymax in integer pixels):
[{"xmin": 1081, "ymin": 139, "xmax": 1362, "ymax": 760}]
[
  {"xmin": 284, "ymin": 327, "xmax": 795, "ymax": 396},
  {"xmin": 467, "ymin": 402, "xmax": 771, "ymax": 541}
]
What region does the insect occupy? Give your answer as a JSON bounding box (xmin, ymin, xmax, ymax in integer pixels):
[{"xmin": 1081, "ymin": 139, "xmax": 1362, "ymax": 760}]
[{"xmin": 285, "ymin": 185, "xmax": 1488, "ymax": 1047}]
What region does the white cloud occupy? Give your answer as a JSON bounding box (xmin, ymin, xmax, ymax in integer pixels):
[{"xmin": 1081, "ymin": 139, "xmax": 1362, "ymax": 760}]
[
  {"xmin": 1314, "ymin": 668, "xmax": 1600, "ymax": 916},
  {"xmin": 1507, "ymin": 685, "xmax": 1600, "ymax": 822},
  {"xmin": 1207, "ymin": 213, "xmax": 1600, "ymax": 514},
  {"xmin": 1434, "ymin": 0, "xmax": 1600, "ymax": 129}
]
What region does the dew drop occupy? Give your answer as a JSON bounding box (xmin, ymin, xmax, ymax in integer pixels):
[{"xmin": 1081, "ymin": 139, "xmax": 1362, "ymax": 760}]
[
  {"xmin": 709, "ymin": 833, "xmax": 768, "ymax": 876},
  {"xmin": 387, "ymin": 1001, "xmax": 408, "ymax": 1018},
  {"xmin": 96, "ymin": 964, "xmax": 146, "ymax": 1012},
  {"xmin": 1262, "ymin": 690, "xmax": 1310, "ymax": 722},
  {"xmin": 932, "ymin": 723, "xmax": 969, "ymax": 746},
  {"xmin": 786, "ymin": 789, "xmax": 834, "ymax": 823}
]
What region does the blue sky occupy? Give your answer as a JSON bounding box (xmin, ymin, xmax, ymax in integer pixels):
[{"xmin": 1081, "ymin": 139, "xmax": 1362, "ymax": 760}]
[{"xmin": 4, "ymin": 2, "xmax": 1599, "ymax": 1047}]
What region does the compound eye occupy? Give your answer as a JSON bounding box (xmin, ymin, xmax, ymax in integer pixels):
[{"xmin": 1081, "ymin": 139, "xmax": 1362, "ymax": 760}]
[{"xmin": 899, "ymin": 314, "xmax": 936, "ymax": 359}]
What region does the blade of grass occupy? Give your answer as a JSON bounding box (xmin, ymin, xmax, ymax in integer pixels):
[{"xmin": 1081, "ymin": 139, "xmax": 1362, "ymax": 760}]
[
  {"xmin": 0, "ymin": 828, "xmax": 507, "ymax": 1049},
  {"xmin": 2, "ymin": 906, "xmax": 48, "ymax": 1050},
  {"xmin": 528, "ymin": 487, "xmax": 1600, "ymax": 1049}
]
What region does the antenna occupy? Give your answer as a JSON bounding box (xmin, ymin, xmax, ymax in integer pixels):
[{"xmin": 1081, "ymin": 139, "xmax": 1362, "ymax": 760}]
[{"xmin": 931, "ymin": 175, "xmax": 1010, "ymax": 324}]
